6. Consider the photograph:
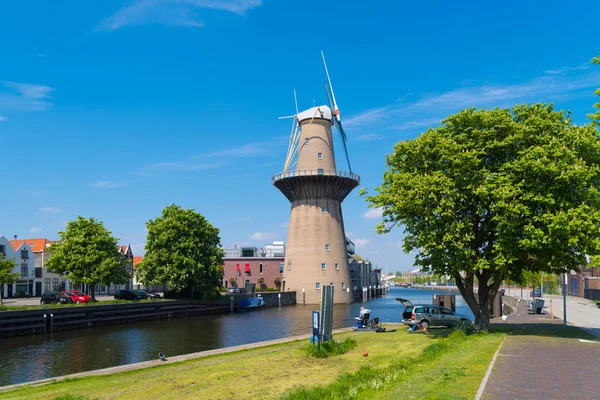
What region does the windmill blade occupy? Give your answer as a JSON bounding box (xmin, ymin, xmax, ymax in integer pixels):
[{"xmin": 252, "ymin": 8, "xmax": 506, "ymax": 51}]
[
  {"xmin": 324, "ymin": 85, "xmax": 334, "ymax": 111},
  {"xmin": 321, "ymin": 51, "xmax": 340, "ymax": 121},
  {"xmin": 294, "ymin": 88, "xmax": 299, "ymax": 116},
  {"xmin": 334, "ymin": 118, "xmax": 352, "ymax": 172}
]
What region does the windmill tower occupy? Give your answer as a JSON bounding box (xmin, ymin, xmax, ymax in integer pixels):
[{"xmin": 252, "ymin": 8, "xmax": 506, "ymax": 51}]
[{"xmin": 272, "ymin": 52, "xmax": 360, "ymax": 304}]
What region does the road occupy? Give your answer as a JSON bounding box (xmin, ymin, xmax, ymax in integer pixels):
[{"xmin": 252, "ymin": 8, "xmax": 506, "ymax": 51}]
[
  {"xmin": 1, "ymin": 294, "xmax": 117, "ymax": 306},
  {"xmin": 542, "ymin": 294, "xmax": 600, "ymax": 338}
]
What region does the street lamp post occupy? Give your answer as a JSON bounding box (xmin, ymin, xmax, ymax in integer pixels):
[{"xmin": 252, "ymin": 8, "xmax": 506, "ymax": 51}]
[{"xmin": 563, "ymin": 272, "xmax": 567, "ymax": 327}]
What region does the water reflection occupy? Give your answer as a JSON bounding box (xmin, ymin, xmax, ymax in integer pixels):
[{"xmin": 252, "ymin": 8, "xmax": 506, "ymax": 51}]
[{"xmin": 0, "ymin": 287, "xmax": 472, "ymax": 386}]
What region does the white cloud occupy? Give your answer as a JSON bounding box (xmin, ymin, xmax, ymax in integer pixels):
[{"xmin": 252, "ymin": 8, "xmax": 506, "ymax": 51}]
[
  {"xmin": 40, "ymin": 207, "xmax": 62, "ymax": 213},
  {"xmin": 95, "ymin": 0, "xmax": 262, "ymax": 32},
  {"xmin": 281, "ymin": 222, "xmax": 290, "ymax": 228},
  {"xmin": 353, "ymin": 238, "xmax": 371, "ymax": 246},
  {"xmin": 353, "ymin": 133, "xmax": 385, "ymax": 142},
  {"xmin": 345, "ymin": 64, "xmax": 600, "ymax": 133},
  {"xmin": 90, "ymin": 181, "xmax": 118, "ymax": 189},
  {"xmin": 136, "ymin": 139, "xmax": 282, "ymax": 176},
  {"xmin": 250, "ymin": 232, "xmax": 279, "ymax": 241},
  {"xmin": 0, "ymin": 115, "xmax": 7, "ymax": 121},
  {"xmin": 28, "ymin": 227, "xmax": 42, "ymax": 233},
  {"xmin": 362, "ymin": 207, "xmax": 383, "ymax": 219},
  {"xmin": 0, "ymin": 81, "xmax": 54, "ymax": 112}
]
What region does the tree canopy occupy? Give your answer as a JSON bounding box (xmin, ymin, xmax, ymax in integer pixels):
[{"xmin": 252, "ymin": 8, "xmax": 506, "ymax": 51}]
[
  {"xmin": 589, "ymin": 55, "xmax": 600, "ymax": 126},
  {"xmin": 364, "ymin": 104, "xmax": 600, "ymax": 330},
  {"xmin": 47, "ymin": 217, "xmax": 129, "ymax": 300},
  {"xmin": 137, "ymin": 204, "xmax": 224, "ymax": 299},
  {"xmin": 0, "ymin": 253, "xmax": 19, "ymax": 304}
]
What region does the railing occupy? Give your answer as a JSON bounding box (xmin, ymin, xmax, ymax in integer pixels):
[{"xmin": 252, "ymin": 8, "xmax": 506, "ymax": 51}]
[
  {"xmin": 224, "ymin": 249, "xmax": 285, "ymax": 259},
  {"xmin": 272, "ymin": 169, "xmax": 360, "ymax": 184}
]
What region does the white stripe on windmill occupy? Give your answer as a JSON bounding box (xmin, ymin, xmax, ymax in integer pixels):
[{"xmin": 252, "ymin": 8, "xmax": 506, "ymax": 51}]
[{"xmin": 279, "ymin": 52, "xmax": 353, "ymax": 174}]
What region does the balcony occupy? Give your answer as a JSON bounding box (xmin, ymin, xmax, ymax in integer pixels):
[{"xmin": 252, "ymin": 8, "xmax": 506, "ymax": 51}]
[{"xmin": 272, "ymin": 169, "xmax": 360, "ymax": 185}]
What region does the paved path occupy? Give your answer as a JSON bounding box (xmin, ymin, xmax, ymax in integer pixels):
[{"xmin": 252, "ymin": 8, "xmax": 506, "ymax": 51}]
[
  {"xmin": 482, "ymin": 301, "xmax": 600, "ymax": 400},
  {"xmin": 541, "ymin": 294, "xmax": 600, "ymax": 338}
]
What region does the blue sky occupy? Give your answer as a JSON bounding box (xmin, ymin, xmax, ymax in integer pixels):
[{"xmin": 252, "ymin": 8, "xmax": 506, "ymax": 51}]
[{"xmin": 1, "ymin": 1, "xmax": 599, "ymax": 273}]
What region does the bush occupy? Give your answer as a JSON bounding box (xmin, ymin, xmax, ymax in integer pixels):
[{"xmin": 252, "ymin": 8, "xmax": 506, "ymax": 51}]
[
  {"xmin": 454, "ymin": 319, "xmax": 480, "ymax": 335},
  {"xmin": 13, "ymin": 291, "xmax": 27, "ymax": 298},
  {"xmin": 303, "ymin": 337, "xmax": 357, "ymax": 358}
]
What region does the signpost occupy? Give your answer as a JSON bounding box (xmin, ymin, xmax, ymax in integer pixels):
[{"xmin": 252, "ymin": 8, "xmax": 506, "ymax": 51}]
[{"xmin": 312, "ymin": 311, "xmax": 320, "ymax": 352}]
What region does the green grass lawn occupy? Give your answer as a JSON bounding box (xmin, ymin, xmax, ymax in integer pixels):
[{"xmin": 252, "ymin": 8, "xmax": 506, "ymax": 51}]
[{"xmin": 0, "ymin": 325, "xmax": 505, "ymax": 400}]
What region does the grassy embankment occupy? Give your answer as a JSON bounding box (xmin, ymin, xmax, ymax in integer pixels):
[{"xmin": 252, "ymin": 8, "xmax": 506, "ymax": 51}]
[
  {"xmin": 1, "ymin": 322, "xmax": 592, "ymax": 400},
  {"xmin": 0, "ymin": 324, "xmax": 505, "ymax": 400},
  {"xmin": 0, "ymin": 299, "xmax": 168, "ymax": 312}
]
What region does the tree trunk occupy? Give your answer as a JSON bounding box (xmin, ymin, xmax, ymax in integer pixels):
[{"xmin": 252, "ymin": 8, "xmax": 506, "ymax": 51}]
[
  {"xmin": 453, "ymin": 271, "xmax": 502, "ymax": 332},
  {"xmin": 188, "ymin": 281, "xmax": 195, "ymax": 300},
  {"xmin": 90, "ymin": 283, "xmax": 96, "ymax": 302}
]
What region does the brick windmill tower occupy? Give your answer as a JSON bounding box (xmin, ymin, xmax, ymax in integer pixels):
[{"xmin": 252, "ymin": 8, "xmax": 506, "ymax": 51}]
[{"xmin": 272, "ymin": 52, "xmax": 360, "ymax": 304}]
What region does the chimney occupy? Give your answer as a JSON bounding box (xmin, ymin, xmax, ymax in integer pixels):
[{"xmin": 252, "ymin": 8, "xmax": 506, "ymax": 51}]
[
  {"xmin": 234, "ymin": 243, "xmax": 237, "ymax": 249},
  {"xmin": 14, "ymin": 235, "xmax": 17, "ymax": 245}
]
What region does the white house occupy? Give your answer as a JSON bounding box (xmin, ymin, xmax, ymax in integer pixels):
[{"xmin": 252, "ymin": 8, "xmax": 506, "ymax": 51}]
[{"xmin": 0, "ymin": 235, "xmax": 37, "ymax": 298}]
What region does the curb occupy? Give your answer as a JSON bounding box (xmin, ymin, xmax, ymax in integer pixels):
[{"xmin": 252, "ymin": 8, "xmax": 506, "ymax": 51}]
[{"xmin": 474, "ymin": 337, "xmax": 505, "ymax": 400}]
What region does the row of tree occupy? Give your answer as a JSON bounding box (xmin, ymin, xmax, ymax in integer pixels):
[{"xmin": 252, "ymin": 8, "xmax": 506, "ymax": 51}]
[
  {"xmin": 1, "ymin": 204, "xmax": 224, "ymax": 302},
  {"xmin": 365, "ymin": 55, "xmax": 600, "ymax": 330}
]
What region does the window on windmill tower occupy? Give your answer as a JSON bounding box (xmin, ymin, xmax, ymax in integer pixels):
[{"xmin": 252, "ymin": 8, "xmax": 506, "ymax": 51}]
[
  {"xmin": 318, "ymin": 152, "xmax": 322, "ymax": 160},
  {"xmin": 321, "ymin": 263, "xmax": 326, "ymax": 271},
  {"xmin": 305, "ymin": 138, "xmax": 309, "ymax": 144},
  {"xmin": 321, "ymin": 207, "xmax": 326, "ymax": 214},
  {"xmin": 335, "ymin": 263, "xmax": 339, "ymax": 270},
  {"xmin": 316, "ymin": 282, "xmax": 321, "ymax": 289},
  {"xmin": 325, "ymin": 244, "xmax": 330, "ymax": 252},
  {"xmin": 342, "ymin": 282, "xmax": 346, "ymax": 290}
]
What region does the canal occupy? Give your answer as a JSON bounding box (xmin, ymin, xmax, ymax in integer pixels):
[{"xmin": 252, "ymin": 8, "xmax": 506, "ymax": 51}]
[{"xmin": 0, "ymin": 287, "xmax": 473, "ymax": 386}]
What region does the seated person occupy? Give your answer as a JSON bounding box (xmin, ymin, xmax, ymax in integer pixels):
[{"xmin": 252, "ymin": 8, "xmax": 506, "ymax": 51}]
[{"xmin": 359, "ymin": 307, "xmax": 371, "ymax": 324}]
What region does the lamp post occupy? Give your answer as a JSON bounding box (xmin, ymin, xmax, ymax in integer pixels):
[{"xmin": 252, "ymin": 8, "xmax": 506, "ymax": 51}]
[{"xmin": 563, "ymin": 272, "xmax": 567, "ymax": 327}]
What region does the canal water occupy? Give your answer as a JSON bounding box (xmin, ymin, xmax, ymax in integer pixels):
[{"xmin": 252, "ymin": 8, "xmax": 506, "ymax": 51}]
[{"xmin": 0, "ymin": 287, "xmax": 473, "ymax": 386}]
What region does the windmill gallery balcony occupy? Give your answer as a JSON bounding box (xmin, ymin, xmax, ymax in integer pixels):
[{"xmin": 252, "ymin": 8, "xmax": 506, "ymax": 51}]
[{"xmin": 272, "ymin": 169, "xmax": 360, "ymax": 202}]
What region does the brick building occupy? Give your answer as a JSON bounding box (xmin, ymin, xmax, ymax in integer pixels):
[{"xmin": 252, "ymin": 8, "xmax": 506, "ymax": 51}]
[{"xmin": 222, "ymin": 241, "xmax": 285, "ymax": 291}]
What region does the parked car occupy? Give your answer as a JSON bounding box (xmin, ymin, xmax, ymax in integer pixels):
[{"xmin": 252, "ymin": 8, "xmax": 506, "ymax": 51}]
[
  {"xmin": 63, "ymin": 290, "xmax": 92, "ymax": 304},
  {"xmin": 396, "ymin": 298, "xmax": 471, "ymax": 329},
  {"xmin": 133, "ymin": 290, "xmax": 159, "ymax": 299},
  {"xmin": 114, "ymin": 289, "xmax": 139, "ymax": 300},
  {"xmin": 530, "ymin": 289, "xmax": 542, "ymax": 298},
  {"xmin": 226, "ymin": 287, "xmax": 246, "ymax": 294},
  {"xmin": 40, "ymin": 291, "xmax": 74, "ymax": 305}
]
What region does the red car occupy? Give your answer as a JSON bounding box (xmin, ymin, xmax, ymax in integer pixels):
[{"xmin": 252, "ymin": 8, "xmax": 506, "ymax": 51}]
[{"xmin": 63, "ymin": 290, "xmax": 92, "ymax": 304}]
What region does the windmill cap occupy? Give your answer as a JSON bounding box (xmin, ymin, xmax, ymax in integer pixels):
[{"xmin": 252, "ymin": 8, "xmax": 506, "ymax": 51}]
[{"xmin": 297, "ymin": 105, "xmax": 333, "ymax": 125}]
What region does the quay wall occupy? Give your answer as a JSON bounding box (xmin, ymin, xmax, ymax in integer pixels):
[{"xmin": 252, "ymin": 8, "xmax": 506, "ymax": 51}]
[
  {"xmin": 0, "ymin": 300, "xmax": 229, "ymax": 338},
  {"xmin": 238, "ymin": 291, "xmax": 296, "ymax": 307}
]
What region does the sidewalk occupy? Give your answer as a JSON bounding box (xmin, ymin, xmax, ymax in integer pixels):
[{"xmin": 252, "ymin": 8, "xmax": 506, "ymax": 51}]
[{"xmin": 482, "ymin": 300, "xmax": 600, "ymax": 400}]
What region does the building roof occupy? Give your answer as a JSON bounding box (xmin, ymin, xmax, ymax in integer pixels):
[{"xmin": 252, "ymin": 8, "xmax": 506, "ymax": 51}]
[
  {"xmin": 133, "ymin": 256, "xmax": 143, "ymax": 266},
  {"xmin": 11, "ymin": 238, "xmax": 52, "ymax": 252},
  {"xmin": 296, "ymin": 105, "xmax": 333, "ymax": 124},
  {"xmin": 118, "ymin": 245, "xmax": 129, "ymax": 254}
]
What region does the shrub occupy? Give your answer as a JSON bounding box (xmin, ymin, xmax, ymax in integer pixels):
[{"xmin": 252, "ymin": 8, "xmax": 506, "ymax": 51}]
[
  {"xmin": 274, "ymin": 276, "xmax": 281, "ymax": 288},
  {"xmin": 454, "ymin": 319, "xmax": 480, "ymax": 335},
  {"xmin": 303, "ymin": 337, "xmax": 357, "ymax": 358}
]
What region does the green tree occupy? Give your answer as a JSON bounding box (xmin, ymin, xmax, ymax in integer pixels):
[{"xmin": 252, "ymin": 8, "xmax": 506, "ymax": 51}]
[
  {"xmin": 589, "ymin": 55, "xmax": 600, "ymax": 126},
  {"xmin": 0, "ymin": 253, "xmax": 19, "ymax": 305},
  {"xmin": 47, "ymin": 217, "xmax": 129, "ymax": 301},
  {"xmin": 137, "ymin": 204, "xmax": 224, "ymax": 299},
  {"xmin": 353, "ymin": 254, "xmax": 371, "ymax": 263},
  {"xmin": 274, "ymin": 276, "xmax": 281, "ymax": 289},
  {"xmin": 364, "ymin": 104, "xmax": 600, "ymax": 331}
]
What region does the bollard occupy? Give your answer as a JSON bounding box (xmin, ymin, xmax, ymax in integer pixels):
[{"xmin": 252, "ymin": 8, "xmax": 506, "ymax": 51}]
[
  {"xmin": 230, "ymin": 296, "xmax": 234, "ymax": 312},
  {"xmin": 43, "ymin": 314, "xmax": 47, "ymax": 333},
  {"xmin": 49, "ymin": 313, "xmax": 54, "ymax": 333},
  {"xmin": 302, "ymin": 288, "xmax": 305, "ymax": 305},
  {"xmin": 278, "ymin": 293, "xmax": 281, "ymax": 307}
]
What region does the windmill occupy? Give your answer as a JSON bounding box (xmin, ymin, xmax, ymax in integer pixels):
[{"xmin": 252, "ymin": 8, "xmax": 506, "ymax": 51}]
[{"xmin": 281, "ymin": 52, "xmax": 352, "ymax": 173}]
